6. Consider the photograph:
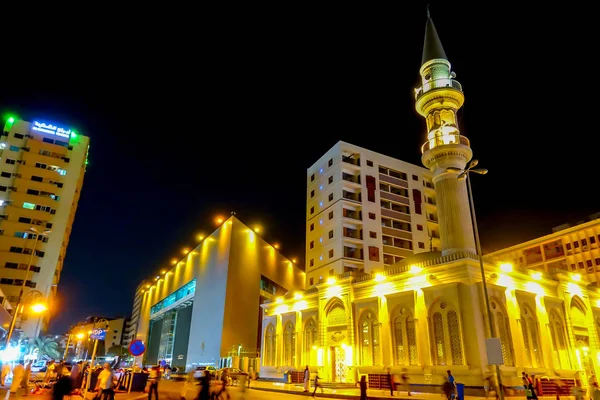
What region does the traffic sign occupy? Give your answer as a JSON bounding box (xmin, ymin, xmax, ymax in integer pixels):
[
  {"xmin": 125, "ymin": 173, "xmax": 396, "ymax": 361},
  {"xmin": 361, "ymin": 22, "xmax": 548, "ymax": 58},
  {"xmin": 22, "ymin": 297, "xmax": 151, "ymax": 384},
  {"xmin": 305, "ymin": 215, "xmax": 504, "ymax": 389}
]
[
  {"xmin": 90, "ymin": 329, "xmax": 106, "ymax": 340},
  {"xmin": 129, "ymin": 339, "xmax": 146, "ymax": 356}
]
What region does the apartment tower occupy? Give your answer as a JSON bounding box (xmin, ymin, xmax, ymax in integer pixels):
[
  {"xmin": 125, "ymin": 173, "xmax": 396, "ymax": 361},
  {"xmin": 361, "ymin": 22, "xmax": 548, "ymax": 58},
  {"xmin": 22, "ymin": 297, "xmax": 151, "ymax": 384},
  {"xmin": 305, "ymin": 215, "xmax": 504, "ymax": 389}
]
[
  {"xmin": 305, "ymin": 141, "xmax": 440, "ymax": 286},
  {"xmin": 0, "ymin": 117, "xmax": 89, "ymax": 338}
]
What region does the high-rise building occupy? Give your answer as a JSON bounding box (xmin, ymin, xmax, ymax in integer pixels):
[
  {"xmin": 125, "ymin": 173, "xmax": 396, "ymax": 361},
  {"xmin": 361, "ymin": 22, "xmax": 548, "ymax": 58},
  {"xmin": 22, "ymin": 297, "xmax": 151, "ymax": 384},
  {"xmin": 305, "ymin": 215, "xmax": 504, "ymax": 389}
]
[
  {"xmin": 306, "ymin": 141, "xmax": 439, "ymax": 285},
  {"xmin": 486, "ymin": 213, "xmax": 600, "ymax": 280},
  {"xmin": 0, "ymin": 117, "xmax": 89, "ymax": 338}
]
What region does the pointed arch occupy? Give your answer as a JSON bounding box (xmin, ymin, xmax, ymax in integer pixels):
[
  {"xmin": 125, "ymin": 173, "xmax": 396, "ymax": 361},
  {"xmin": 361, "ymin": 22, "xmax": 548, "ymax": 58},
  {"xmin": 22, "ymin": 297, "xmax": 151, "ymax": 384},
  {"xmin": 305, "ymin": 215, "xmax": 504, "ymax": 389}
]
[
  {"xmin": 359, "ymin": 309, "xmax": 381, "ymax": 366},
  {"xmin": 428, "ymin": 298, "xmax": 464, "ymax": 366},
  {"xmin": 570, "ymin": 296, "xmax": 587, "ymax": 327},
  {"xmin": 264, "ymin": 323, "xmax": 276, "ymax": 366},
  {"xmin": 303, "ymin": 318, "xmax": 318, "ymax": 365},
  {"xmin": 391, "ymin": 306, "xmax": 418, "ymax": 366},
  {"xmin": 549, "ymin": 309, "xmax": 571, "ymax": 369},
  {"xmin": 326, "ymin": 298, "xmax": 347, "ymax": 327},
  {"xmin": 283, "ymin": 322, "xmax": 296, "ymax": 366},
  {"xmin": 519, "ymin": 303, "xmax": 542, "ymax": 367},
  {"xmin": 489, "ymin": 297, "xmax": 514, "ymax": 367}
]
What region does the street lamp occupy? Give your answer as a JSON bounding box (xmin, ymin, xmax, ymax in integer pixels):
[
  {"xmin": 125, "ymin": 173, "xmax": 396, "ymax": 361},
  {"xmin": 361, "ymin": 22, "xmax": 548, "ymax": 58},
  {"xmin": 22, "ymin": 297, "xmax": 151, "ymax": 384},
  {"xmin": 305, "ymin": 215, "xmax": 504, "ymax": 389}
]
[
  {"xmin": 4, "ymin": 290, "xmax": 47, "ymax": 350},
  {"xmin": 447, "ymin": 160, "xmax": 504, "ymax": 399},
  {"xmin": 4, "ymin": 227, "xmax": 51, "ymax": 346},
  {"xmin": 63, "ymin": 326, "xmax": 86, "ymax": 361}
]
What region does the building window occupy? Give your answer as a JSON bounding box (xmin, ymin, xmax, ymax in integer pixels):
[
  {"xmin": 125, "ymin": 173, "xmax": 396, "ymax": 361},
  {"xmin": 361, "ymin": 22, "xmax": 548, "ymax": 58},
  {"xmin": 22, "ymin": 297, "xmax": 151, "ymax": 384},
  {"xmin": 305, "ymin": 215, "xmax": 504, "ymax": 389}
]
[
  {"xmin": 369, "ymin": 231, "xmax": 377, "ymax": 238},
  {"xmin": 582, "ymin": 239, "xmax": 588, "ymax": 246},
  {"xmin": 491, "ymin": 301, "xmax": 515, "ymax": 367},
  {"xmin": 14, "ymin": 133, "xmax": 24, "ymax": 139},
  {"xmin": 309, "ymin": 241, "xmax": 314, "ymax": 249},
  {"xmin": 447, "ymin": 311, "xmax": 463, "ymax": 365},
  {"xmin": 329, "ymin": 230, "xmax": 333, "ymax": 239},
  {"xmin": 360, "ymin": 311, "xmax": 381, "ymax": 366},
  {"xmin": 393, "ymin": 310, "xmax": 418, "ymax": 366},
  {"xmin": 309, "ymin": 277, "xmax": 314, "ymax": 286},
  {"xmin": 595, "ymin": 258, "xmax": 600, "ymax": 266},
  {"xmin": 310, "ymin": 207, "xmax": 314, "ymax": 215},
  {"xmin": 574, "ymin": 241, "xmax": 580, "ymax": 248},
  {"xmin": 329, "ymin": 269, "xmax": 334, "ymax": 276},
  {"xmin": 549, "ymin": 310, "xmax": 570, "ymax": 369},
  {"xmin": 310, "ymin": 174, "xmax": 315, "ymax": 182},
  {"xmin": 310, "ymin": 259, "xmax": 314, "ymax": 267},
  {"xmin": 566, "ymin": 243, "xmax": 572, "ymax": 250},
  {"xmin": 368, "ymin": 213, "xmax": 376, "ymax": 220},
  {"xmin": 6, "ymin": 159, "xmax": 15, "ymax": 165},
  {"xmin": 304, "ymin": 319, "xmax": 318, "ymax": 364},
  {"xmin": 329, "ymin": 193, "xmax": 333, "ymax": 202},
  {"xmin": 311, "ymin": 190, "xmax": 315, "ymax": 198},
  {"xmin": 432, "ymin": 312, "xmax": 446, "ymax": 365},
  {"xmin": 329, "ymin": 211, "xmax": 333, "ymax": 220},
  {"xmin": 412, "ymin": 189, "xmax": 422, "ymax": 215},
  {"xmin": 368, "ymin": 246, "xmax": 380, "ymax": 262},
  {"xmin": 520, "ymin": 304, "xmax": 542, "ymax": 368},
  {"xmin": 590, "ymin": 236, "xmax": 596, "ymax": 244},
  {"xmin": 417, "ymin": 224, "xmax": 423, "ymax": 231},
  {"xmin": 418, "ymin": 242, "xmax": 425, "ymax": 249},
  {"xmin": 366, "ymin": 160, "xmax": 373, "ymax": 167},
  {"xmin": 328, "ymin": 176, "xmax": 333, "ymax": 184},
  {"xmin": 283, "ymin": 323, "xmax": 296, "ymax": 366},
  {"xmin": 412, "ymin": 174, "xmax": 418, "ymax": 181},
  {"xmin": 264, "ymin": 324, "xmax": 276, "ymax": 366},
  {"xmin": 587, "ymin": 260, "xmax": 593, "ymax": 267},
  {"xmin": 23, "ymin": 202, "xmax": 36, "ymax": 210},
  {"xmin": 366, "ymin": 175, "xmax": 376, "ymax": 202},
  {"xmin": 329, "ymin": 249, "xmax": 334, "ymax": 258},
  {"xmin": 310, "ymin": 223, "xmax": 314, "ymax": 231},
  {"xmin": 0, "ymin": 172, "xmax": 10, "ymax": 178},
  {"xmin": 328, "ymin": 159, "xmax": 333, "ymax": 167}
]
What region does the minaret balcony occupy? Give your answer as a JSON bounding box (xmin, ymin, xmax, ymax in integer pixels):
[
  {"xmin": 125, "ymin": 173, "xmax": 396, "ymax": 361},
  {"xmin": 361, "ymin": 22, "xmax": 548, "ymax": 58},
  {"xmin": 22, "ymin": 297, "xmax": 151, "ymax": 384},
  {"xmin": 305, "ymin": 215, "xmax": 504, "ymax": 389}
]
[
  {"xmin": 415, "ymin": 78, "xmax": 462, "ymax": 100},
  {"xmin": 421, "ymin": 133, "xmax": 469, "ymax": 153}
]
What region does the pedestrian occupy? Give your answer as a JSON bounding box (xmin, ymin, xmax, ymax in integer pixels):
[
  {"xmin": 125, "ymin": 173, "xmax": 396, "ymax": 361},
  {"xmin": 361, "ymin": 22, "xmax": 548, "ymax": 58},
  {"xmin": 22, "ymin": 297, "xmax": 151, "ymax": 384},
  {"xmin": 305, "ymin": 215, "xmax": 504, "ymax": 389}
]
[
  {"xmin": 443, "ymin": 370, "xmax": 456, "ymax": 400},
  {"xmin": 147, "ymin": 365, "xmax": 160, "ymax": 400},
  {"xmin": 180, "ymin": 367, "xmax": 200, "ymax": 400},
  {"xmin": 386, "ymin": 367, "xmax": 396, "ymax": 396},
  {"xmin": 164, "ymin": 364, "xmax": 171, "ymax": 380},
  {"xmin": 360, "ymin": 375, "xmax": 368, "ymax": 400},
  {"xmin": 10, "ymin": 361, "xmax": 25, "ymax": 395},
  {"xmin": 401, "ymin": 368, "xmax": 411, "ymax": 396},
  {"xmin": 95, "ymin": 363, "xmax": 115, "ymax": 400},
  {"xmin": 523, "ymin": 373, "xmax": 536, "ymax": 400},
  {"xmin": 197, "ymin": 370, "xmax": 212, "ymax": 400},
  {"xmin": 52, "ymin": 375, "xmax": 72, "ymax": 400},
  {"xmin": 217, "ymin": 367, "xmax": 230, "ymax": 397},
  {"xmin": 1, "ymin": 362, "xmax": 11, "ymax": 386},
  {"xmin": 312, "ymin": 373, "xmax": 324, "ymax": 397},
  {"xmin": 55, "ymin": 360, "xmax": 65, "ymax": 378},
  {"xmin": 303, "ymin": 365, "xmax": 310, "ymax": 392},
  {"xmin": 23, "ymin": 360, "xmax": 32, "ymax": 396},
  {"xmin": 43, "ymin": 360, "xmax": 55, "ymax": 387},
  {"xmin": 70, "ymin": 361, "xmax": 82, "ymax": 389}
]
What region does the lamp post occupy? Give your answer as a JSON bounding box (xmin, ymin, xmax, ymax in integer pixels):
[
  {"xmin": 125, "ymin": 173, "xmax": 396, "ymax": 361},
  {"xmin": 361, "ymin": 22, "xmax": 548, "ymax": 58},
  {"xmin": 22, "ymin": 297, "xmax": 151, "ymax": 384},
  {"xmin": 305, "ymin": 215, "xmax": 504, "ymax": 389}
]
[
  {"xmin": 447, "ymin": 160, "xmax": 504, "ymax": 400},
  {"xmin": 63, "ymin": 327, "xmax": 85, "ymax": 361},
  {"xmin": 5, "ymin": 290, "xmax": 47, "ymax": 353},
  {"xmin": 4, "ymin": 227, "xmax": 51, "ymax": 346},
  {"xmin": 84, "ymin": 317, "xmax": 109, "ymax": 395}
]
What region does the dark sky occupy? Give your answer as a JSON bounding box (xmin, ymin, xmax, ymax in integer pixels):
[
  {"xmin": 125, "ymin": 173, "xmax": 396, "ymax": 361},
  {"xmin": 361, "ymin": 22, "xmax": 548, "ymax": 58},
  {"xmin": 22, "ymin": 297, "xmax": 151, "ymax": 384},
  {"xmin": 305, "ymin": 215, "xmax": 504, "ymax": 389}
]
[{"xmin": 1, "ymin": 3, "xmax": 596, "ymax": 332}]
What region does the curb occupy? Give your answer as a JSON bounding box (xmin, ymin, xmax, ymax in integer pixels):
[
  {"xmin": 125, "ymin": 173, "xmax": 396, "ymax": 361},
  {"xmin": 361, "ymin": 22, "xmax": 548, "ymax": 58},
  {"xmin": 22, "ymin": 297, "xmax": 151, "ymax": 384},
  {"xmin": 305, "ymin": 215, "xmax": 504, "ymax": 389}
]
[{"xmin": 250, "ymin": 387, "xmax": 413, "ymax": 400}]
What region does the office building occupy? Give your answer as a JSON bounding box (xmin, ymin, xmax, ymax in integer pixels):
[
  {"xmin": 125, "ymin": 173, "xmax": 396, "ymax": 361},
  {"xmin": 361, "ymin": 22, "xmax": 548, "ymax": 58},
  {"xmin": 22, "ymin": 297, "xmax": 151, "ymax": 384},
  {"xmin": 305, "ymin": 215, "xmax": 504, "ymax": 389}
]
[
  {"xmin": 0, "ymin": 117, "xmax": 89, "ymax": 339},
  {"xmin": 259, "ymin": 12, "xmax": 600, "ymax": 391},
  {"xmin": 306, "ymin": 141, "xmax": 439, "ymax": 285},
  {"xmin": 69, "ymin": 316, "xmax": 128, "ymax": 358},
  {"xmin": 486, "ymin": 213, "xmax": 600, "ymax": 281},
  {"xmin": 135, "ymin": 216, "xmax": 304, "ymax": 370}
]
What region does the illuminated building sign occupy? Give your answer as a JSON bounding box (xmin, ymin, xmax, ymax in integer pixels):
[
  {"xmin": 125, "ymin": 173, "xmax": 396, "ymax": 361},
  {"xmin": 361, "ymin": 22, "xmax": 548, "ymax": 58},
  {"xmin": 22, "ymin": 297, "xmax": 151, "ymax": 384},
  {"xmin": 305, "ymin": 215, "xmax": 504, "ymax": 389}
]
[{"xmin": 31, "ymin": 121, "xmax": 72, "ymax": 139}]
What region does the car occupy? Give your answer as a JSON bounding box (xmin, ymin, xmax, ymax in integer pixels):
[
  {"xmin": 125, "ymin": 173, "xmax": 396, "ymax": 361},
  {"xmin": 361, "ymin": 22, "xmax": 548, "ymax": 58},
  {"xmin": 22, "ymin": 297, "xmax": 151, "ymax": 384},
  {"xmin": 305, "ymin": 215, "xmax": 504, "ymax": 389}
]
[{"xmin": 194, "ymin": 366, "xmax": 216, "ymax": 378}]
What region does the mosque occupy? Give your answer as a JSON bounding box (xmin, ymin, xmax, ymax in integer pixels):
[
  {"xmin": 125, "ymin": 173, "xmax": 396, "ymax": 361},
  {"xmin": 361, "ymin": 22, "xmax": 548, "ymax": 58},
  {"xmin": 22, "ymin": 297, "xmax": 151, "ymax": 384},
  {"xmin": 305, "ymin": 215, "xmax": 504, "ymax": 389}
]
[{"xmin": 259, "ymin": 12, "xmax": 600, "ymax": 391}]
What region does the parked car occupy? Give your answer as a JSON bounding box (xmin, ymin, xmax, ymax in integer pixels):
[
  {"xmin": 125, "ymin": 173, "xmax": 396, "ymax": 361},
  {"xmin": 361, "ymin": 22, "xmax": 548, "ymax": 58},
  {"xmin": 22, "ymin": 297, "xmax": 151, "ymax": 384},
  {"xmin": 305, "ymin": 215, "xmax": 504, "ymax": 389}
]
[{"xmin": 194, "ymin": 366, "xmax": 216, "ymax": 378}]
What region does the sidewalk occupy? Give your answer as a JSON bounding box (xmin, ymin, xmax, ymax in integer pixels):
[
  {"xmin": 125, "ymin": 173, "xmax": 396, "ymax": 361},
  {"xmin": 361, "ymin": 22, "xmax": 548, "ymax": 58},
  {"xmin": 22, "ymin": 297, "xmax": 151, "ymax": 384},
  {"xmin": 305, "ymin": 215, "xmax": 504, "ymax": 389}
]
[{"xmin": 249, "ymin": 380, "xmax": 576, "ymax": 400}]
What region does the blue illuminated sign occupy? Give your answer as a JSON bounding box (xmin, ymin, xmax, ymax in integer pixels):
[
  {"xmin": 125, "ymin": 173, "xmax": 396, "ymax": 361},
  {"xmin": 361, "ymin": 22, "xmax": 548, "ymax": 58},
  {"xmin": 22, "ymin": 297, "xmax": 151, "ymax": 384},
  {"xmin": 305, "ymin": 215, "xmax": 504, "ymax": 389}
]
[
  {"xmin": 32, "ymin": 121, "xmax": 72, "ymax": 139},
  {"xmin": 90, "ymin": 328, "xmax": 106, "ymax": 340}
]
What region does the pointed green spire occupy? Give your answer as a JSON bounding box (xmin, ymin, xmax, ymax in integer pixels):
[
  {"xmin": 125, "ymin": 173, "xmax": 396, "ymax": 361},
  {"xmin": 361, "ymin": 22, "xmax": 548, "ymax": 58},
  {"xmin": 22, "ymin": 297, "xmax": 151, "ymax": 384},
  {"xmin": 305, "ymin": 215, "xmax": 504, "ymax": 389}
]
[{"xmin": 422, "ymin": 7, "xmax": 448, "ymax": 65}]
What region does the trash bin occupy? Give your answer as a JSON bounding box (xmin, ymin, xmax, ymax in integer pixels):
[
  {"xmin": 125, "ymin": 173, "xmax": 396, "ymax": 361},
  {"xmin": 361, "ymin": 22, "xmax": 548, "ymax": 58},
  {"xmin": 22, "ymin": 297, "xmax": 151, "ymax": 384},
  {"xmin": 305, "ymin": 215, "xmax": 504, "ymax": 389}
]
[{"xmin": 456, "ymin": 383, "xmax": 465, "ymax": 400}]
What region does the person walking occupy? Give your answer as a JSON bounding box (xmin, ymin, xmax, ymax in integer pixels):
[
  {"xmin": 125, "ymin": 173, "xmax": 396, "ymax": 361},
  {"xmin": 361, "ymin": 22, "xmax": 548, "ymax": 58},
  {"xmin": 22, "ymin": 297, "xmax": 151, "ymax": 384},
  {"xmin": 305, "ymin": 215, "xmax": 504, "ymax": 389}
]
[
  {"xmin": 10, "ymin": 361, "xmax": 25, "ymax": 395},
  {"xmin": 96, "ymin": 363, "xmax": 115, "ymax": 400},
  {"xmin": 1, "ymin": 362, "xmax": 11, "ymax": 386},
  {"xmin": 147, "ymin": 365, "xmax": 160, "ymax": 400},
  {"xmin": 386, "ymin": 368, "xmax": 396, "ymax": 396},
  {"xmin": 360, "ymin": 375, "xmax": 368, "ymax": 400},
  {"xmin": 312, "ymin": 373, "xmax": 324, "ymax": 397},
  {"xmin": 401, "ymin": 368, "xmax": 411, "ymax": 396},
  {"xmin": 303, "ymin": 365, "xmax": 310, "ymax": 392},
  {"xmin": 443, "ymin": 370, "xmax": 456, "ymax": 400},
  {"xmin": 70, "ymin": 361, "xmax": 82, "ymax": 390},
  {"xmin": 197, "ymin": 370, "xmax": 212, "ymax": 400},
  {"xmin": 23, "ymin": 361, "xmax": 32, "ymax": 396},
  {"xmin": 43, "ymin": 360, "xmax": 55, "ymax": 387}
]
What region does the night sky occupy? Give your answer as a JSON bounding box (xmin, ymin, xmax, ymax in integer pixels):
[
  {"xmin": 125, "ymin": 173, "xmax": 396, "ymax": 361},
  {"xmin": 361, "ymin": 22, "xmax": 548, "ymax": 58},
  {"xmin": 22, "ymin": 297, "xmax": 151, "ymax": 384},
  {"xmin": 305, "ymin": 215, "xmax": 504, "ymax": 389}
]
[{"xmin": 0, "ymin": 3, "xmax": 596, "ymax": 332}]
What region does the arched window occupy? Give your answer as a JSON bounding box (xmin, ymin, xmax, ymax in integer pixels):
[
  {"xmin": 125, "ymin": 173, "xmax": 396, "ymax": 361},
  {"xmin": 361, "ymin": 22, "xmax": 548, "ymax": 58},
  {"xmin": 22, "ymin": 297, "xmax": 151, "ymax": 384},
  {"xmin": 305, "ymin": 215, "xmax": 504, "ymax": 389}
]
[
  {"xmin": 549, "ymin": 310, "xmax": 570, "ymax": 369},
  {"xmin": 327, "ymin": 305, "xmax": 346, "ymax": 327},
  {"xmin": 520, "ymin": 304, "xmax": 542, "ymax": 367},
  {"xmin": 304, "ymin": 319, "xmax": 318, "ymax": 365},
  {"xmin": 283, "ymin": 322, "xmax": 296, "ymax": 366},
  {"xmin": 490, "ymin": 300, "xmax": 514, "ymax": 367},
  {"xmin": 264, "ymin": 324, "xmax": 276, "ymax": 366},
  {"xmin": 429, "ymin": 300, "xmax": 464, "ymax": 366},
  {"xmin": 359, "ymin": 311, "xmax": 381, "ymax": 366},
  {"xmin": 392, "ymin": 309, "xmax": 418, "ymax": 366}
]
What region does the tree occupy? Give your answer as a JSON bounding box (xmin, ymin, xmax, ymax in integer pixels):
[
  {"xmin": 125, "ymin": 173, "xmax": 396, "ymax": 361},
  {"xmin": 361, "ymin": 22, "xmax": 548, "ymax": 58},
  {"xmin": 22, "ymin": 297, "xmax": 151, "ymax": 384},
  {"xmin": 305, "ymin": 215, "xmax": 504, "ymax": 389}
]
[{"xmin": 29, "ymin": 336, "xmax": 61, "ymax": 360}]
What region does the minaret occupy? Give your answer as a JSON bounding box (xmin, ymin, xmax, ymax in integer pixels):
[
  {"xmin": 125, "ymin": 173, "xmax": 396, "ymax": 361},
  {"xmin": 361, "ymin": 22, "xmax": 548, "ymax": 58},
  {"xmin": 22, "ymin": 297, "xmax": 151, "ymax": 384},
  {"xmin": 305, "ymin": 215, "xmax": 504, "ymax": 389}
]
[{"xmin": 415, "ymin": 10, "xmax": 476, "ymax": 256}]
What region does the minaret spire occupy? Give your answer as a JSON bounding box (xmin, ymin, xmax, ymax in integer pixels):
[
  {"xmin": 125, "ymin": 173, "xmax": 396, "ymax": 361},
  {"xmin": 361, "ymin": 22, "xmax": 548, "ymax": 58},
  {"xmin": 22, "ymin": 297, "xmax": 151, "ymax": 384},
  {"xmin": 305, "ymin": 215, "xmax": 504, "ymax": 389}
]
[{"xmin": 414, "ymin": 10, "xmax": 476, "ymax": 257}]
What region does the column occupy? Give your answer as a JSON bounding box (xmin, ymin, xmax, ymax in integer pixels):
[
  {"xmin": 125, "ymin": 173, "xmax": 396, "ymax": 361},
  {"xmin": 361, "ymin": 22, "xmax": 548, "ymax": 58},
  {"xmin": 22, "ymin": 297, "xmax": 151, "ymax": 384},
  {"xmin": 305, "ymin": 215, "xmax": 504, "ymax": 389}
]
[{"xmin": 379, "ymin": 294, "xmax": 392, "ymax": 367}]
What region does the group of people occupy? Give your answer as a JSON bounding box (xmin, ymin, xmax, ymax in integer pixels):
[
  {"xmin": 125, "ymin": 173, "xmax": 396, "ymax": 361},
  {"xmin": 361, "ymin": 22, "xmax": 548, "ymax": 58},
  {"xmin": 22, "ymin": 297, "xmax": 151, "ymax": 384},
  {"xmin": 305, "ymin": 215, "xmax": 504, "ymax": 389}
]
[{"xmin": 1, "ymin": 360, "xmax": 33, "ymax": 395}]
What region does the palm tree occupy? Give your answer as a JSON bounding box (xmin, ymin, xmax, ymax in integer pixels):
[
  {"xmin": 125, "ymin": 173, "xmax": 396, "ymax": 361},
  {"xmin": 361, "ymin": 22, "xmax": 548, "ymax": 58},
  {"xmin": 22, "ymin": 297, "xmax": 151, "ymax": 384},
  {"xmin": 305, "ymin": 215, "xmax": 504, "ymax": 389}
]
[{"xmin": 29, "ymin": 336, "xmax": 61, "ymax": 360}]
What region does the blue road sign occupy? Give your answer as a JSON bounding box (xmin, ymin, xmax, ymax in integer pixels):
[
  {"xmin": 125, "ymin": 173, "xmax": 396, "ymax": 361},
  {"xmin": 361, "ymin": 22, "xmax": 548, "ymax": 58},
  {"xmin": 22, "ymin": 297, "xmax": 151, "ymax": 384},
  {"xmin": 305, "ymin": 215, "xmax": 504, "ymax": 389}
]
[
  {"xmin": 129, "ymin": 339, "xmax": 146, "ymax": 356},
  {"xmin": 90, "ymin": 328, "xmax": 106, "ymax": 340}
]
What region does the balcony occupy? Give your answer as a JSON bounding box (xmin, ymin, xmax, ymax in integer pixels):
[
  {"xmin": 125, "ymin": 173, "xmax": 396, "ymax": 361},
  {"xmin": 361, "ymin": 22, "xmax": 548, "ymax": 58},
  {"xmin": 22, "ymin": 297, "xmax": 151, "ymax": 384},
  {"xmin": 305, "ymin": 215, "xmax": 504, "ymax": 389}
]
[
  {"xmin": 422, "ymin": 133, "xmax": 470, "ymax": 153},
  {"xmin": 344, "ymin": 246, "xmax": 363, "ymax": 260},
  {"xmin": 427, "ymin": 214, "xmax": 438, "ymax": 223},
  {"xmin": 343, "ymin": 209, "xmax": 362, "ymax": 221},
  {"xmin": 342, "ymin": 155, "xmax": 360, "ymax": 166},
  {"xmin": 342, "ymin": 172, "xmax": 361, "ymax": 185},
  {"xmin": 415, "ymin": 78, "xmax": 462, "ymax": 100},
  {"xmin": 343, "ymin": 227, "xmax": 362, "ymax": 240},
  {"xmin": 425, "ymin": 197, "xmax": 436, "ymax": 205},
  {"xmin": 343, "ymin": 190, "xmax": 361, "ymax": 203}
]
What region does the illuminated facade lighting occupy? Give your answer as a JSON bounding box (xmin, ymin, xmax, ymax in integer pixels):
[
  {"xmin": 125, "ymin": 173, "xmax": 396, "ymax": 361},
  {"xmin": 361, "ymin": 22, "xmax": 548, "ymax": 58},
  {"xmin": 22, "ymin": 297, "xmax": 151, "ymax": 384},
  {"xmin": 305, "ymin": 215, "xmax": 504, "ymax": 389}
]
[
  {"xmin": 326, "ymin": 277, "xmax": 336, "ymax": 285},
  {"xmin": 499, "ymin": 263, "xmax": 513, "ymax": 273}
]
